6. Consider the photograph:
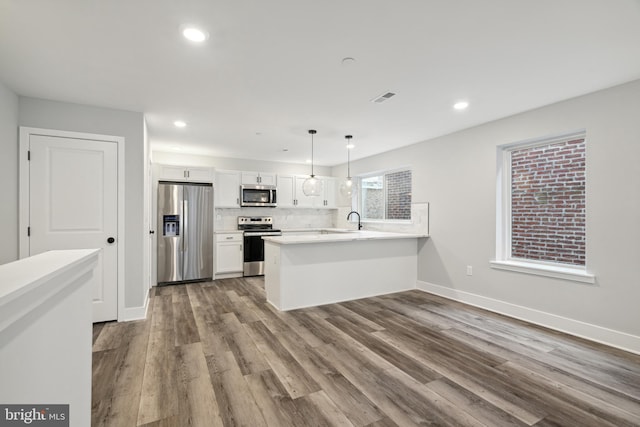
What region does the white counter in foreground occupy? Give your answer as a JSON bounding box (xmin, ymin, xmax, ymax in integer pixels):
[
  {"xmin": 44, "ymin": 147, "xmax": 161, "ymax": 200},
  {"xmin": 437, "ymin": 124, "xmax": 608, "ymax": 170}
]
[
  {"xmin": 0, "ymin": 249, "xmax": 99, "ymax": 427},
  {"xmin": 263, "ymin": 231, "xmax": 428, "ymax": 310}
]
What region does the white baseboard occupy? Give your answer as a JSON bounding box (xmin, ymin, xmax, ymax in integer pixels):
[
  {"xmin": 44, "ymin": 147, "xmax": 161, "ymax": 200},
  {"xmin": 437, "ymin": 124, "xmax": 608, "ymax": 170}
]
[
  {"xmin": 120, "ymin": 295, "xmax": 149, "ymax": 322},
  {"xmin": 416, "ymin": 280, "xmax": 640, "ymax": 355}
]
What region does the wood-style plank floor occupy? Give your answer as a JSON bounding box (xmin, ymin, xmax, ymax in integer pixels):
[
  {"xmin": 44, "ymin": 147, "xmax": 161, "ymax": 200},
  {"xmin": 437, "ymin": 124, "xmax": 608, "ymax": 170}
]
[{"xmin": 92, "ymin": 278, "xmax": 640, "ymax": 426}]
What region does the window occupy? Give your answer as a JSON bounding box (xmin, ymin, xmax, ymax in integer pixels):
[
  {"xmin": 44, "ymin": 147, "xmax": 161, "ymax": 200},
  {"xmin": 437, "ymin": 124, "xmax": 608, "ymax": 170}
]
[
  {"xmin": 493, "ymin": 131, "xmax": 594, "ymax": 283},
  {"xmin": 359, "ymin": 169, "xmax": 412, "ymax": 221}
]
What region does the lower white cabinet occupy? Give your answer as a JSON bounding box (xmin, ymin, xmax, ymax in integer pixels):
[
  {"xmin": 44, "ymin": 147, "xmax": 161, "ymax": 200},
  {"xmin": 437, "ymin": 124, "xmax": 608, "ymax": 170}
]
[{"xmin": 215, "ymin": 233, "xmax": 243, "ymax": 274}]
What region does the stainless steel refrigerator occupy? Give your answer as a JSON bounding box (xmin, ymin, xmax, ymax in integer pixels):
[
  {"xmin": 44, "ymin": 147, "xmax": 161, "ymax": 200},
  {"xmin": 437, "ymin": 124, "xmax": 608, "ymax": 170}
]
[{"xmin": 157, "ymin": 182, "xmax": 213, "ymax": 285}]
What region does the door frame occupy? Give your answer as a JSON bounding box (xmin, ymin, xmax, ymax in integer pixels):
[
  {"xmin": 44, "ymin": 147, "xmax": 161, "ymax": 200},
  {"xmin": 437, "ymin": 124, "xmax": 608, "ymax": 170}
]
[{"xmin": 19, "ymin": 126, "xmax": 126, "ymax": 321}]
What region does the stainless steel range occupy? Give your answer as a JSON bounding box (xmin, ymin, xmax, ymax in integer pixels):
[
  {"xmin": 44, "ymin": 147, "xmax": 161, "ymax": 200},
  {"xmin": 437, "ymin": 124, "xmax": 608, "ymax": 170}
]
[{"xmin": 238, "ymin": 216, "xmax": 282, "ymax": 276}]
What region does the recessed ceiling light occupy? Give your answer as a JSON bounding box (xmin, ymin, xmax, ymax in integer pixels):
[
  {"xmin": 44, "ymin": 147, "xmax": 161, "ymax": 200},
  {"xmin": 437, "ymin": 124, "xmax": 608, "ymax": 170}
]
[
  {"xmin": 305, "ymin": 159, "xmax": 312, "ymax": 164},
  {"xmin": 172, "ymin": 146, "xmax": 182, "ymax": 151},
  {"xmin": 174, "ymin": 120, "xmax": 187, "ymax": 128},
  {"xmin": 182, "ymin": 26, "xmax": 208, "ymax": 42},
  {"xmin": 371, "ymin": 91, "xmax": 396, "ymax": 103},
  {"xmin": 346, "ymin": 144, "xmax": 355, "ymax": 149},
  {"xmin": 453, "ymin": 101, "xmax": 469, "ymax": 110}
]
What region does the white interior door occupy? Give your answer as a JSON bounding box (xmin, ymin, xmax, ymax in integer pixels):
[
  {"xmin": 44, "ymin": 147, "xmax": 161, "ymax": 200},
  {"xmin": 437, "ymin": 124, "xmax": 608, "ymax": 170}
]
[{"xmin": 28, "ymin": 134, "xmax": 118, "ymax": 322}]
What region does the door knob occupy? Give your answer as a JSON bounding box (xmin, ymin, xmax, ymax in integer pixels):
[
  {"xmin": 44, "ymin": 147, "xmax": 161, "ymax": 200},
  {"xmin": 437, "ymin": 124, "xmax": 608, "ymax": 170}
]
[{"xmin": 107, "ymin": 237, "xmax": 115, "ymax": 244}]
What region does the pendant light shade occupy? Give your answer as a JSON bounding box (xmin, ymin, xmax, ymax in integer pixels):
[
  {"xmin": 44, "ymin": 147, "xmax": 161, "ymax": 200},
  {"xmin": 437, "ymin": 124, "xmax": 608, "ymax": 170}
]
[
  {"xmin": 302, "ymin": 129, "xmax": 323, "ymax": 196},
  {"xmin": 339, "ymin": 135, "xmax": 357, "ymax": 198}
]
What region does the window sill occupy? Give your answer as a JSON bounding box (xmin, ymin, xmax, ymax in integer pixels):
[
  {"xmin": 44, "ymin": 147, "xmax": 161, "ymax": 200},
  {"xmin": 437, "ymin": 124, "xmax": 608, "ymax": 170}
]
[{"xmin": 490, "ymin": 260, "xmax": 595, "ymax": 284}]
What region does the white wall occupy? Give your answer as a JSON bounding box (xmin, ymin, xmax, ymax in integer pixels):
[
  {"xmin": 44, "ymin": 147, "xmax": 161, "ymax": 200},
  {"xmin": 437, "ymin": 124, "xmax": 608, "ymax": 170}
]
[
  {"xmin": 332, "ymin": 80, "xmax": 640, "ymax": 345},
  {"xmin": 143, "ymin": 119, "xmax": 151, "ymax": 296},
  {"xmin": 0, "ymin": 81, "xmax": 19, "ymax": 265},
  {"xmin": 18, "ymin": 97, "xmax": 147, "ymax": 311}
]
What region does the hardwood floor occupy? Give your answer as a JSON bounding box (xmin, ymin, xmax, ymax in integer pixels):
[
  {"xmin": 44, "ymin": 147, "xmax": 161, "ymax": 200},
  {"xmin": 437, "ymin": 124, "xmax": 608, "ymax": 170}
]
[{"xmin": 92, "ymin": 278, "xmax": 640, "ymax": 426}]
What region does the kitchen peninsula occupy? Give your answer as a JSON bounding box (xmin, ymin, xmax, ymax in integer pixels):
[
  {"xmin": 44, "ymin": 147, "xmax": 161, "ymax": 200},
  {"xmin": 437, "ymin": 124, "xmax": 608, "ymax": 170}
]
[{"xmin": 262, "ymin": 230, "xmax": 428, "ymax": 310}]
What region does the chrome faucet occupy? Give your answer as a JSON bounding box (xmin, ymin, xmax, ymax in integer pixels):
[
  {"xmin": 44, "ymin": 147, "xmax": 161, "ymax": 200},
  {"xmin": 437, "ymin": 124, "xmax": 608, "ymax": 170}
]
[{"xmin": 347, "ymin": 211, "xmax": 363, "ymax": 230}]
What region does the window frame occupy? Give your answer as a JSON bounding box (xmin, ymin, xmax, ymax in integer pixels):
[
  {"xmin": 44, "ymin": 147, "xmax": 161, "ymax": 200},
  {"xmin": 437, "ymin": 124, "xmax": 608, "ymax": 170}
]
[
  {"xmin": 356, "ymin": 167, "xmax": 412, "ymax": 224},
  {"xmin": 492, "ymin": 130, "xmax": 595, "ymax": 284}
]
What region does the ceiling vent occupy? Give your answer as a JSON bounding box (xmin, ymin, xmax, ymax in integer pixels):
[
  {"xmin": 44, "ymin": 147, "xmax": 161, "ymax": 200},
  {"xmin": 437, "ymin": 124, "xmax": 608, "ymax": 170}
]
[{"xmin": 371, "ymin": 91, "xmax": 396, "ymax": 103}]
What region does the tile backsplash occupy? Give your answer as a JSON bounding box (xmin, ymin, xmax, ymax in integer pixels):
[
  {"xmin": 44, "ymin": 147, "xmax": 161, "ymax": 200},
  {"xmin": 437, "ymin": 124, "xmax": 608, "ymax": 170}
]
[
  {"xmin": 216, "ymin": 203, "xmax": 429, "ymax": 234},
  {"xmin": 215, "ymin": 207, "xmax": 335, "ymax": 231}
]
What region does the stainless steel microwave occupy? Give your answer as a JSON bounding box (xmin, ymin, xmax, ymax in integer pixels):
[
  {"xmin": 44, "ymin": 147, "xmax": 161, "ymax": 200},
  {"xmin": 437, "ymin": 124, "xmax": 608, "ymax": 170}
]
[{"xmin": 240, "ymin": 184, "xmax": 277, "ymax": 207}]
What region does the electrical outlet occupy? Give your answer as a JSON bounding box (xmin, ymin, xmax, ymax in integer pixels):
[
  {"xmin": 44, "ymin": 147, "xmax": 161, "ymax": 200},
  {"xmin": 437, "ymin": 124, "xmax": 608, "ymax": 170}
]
[{"xmin": 466, "ymin": 265, "xmax": 473, "ymax": 276}]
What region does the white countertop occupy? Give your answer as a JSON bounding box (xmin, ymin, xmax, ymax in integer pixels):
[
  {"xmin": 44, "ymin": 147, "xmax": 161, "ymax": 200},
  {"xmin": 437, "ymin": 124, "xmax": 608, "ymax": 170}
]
[
  {"xmin": 0, "ymin": 249, "xmax": 100, "ymax": 307},
  {"xmin": 262, "ymin": 229, "xmax": 428, "ymax": 245}
]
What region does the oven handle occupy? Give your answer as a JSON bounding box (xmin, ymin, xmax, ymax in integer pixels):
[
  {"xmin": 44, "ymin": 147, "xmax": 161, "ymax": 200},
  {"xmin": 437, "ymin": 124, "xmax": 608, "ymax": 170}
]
[{"xmin": 243, "ymin": 232, "xmax": 282, "ymax": 237}]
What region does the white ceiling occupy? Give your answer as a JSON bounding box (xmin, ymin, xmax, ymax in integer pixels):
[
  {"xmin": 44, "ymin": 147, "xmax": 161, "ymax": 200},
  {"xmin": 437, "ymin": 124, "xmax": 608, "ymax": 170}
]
[{"xmin": 1, "ymin": 0, "xmax": 639, "ymax": 166}]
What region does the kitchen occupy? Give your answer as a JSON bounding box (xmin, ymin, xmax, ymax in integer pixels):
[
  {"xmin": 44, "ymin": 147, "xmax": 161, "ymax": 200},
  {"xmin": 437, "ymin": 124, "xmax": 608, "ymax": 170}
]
[{"xmin": 1, "ymin": 1, "xmax": 640, "ymax": 426}]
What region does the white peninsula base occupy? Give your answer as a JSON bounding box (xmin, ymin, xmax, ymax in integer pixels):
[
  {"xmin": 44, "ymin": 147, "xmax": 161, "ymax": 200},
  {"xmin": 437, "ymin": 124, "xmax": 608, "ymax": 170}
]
[{"xmin": 264, "ymin": 233, "xmax": 423, "ymax": 311}]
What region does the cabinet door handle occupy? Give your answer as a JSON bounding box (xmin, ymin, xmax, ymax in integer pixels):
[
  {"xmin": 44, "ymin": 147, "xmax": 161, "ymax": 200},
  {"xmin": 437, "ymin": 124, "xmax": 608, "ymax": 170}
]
[
  {"xmin": 240, "ymin": 245, "xmax": 242, "ymax": 251},
  {"xmin": 237, "ymin": 198, "xmax": 239, "ymax": 205},
  {"xmin": 226, "ymin": 236, "xmax": 233, "ymax": 240}
]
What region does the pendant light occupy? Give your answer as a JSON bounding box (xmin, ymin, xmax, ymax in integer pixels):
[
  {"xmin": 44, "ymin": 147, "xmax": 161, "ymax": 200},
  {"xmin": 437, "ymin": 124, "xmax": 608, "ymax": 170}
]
[
  {"xmin": 339, "ymin": 135, "xmax": 357, "ymax": 197},
  {"xmin": 302, "ymin": 129, "xmax": 323, "ymax": 196}
]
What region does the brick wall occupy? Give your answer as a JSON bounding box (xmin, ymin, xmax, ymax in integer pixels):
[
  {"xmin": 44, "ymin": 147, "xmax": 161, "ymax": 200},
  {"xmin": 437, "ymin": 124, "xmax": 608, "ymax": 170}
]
[
  {"xmin": 510, "ymin": 138, "xmax": 586, "ymax": 265},
  {"xmin": 386, "ymin": 170, "xmax": 412, "ymax": 220}
]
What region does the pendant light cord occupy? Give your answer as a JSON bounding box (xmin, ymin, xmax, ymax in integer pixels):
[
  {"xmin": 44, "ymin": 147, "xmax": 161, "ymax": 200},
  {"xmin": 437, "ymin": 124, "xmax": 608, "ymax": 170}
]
[
  {"xmin": 308, "ymin": 129, "xmax": 317, "ymax": 178},
  {"xmin": 345, "ymin": 135, "xmax": 353, "ymax": 178}
]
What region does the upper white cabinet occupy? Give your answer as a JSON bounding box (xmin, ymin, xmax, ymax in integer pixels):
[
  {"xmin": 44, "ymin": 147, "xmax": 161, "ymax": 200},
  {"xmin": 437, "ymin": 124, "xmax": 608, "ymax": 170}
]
[
  {"xmin": 277, "ymin": 174, "xmax": 336, "ymax": 209},
  {"xmin": 276, "ymin": 174, "xmax": 296, "ymax": 208},
  {"xmin": 321, "ymin": 177, "xmax": 337, "ymax": 208},
  {"xmin": 294, "ymin": 176, "xmax": 317, "ymax": 208},
  {"xmin": 215, "ymin": 170, "xmax": 241, "ymax": 207},
  {"xmin": 214, "ymin": 169, "xmax": 337, "ymax": 209},
  {"xmin": 241, "ymin": 171, "xmax": 276, "ymax": 186},
  {"xmin": 158, "ymin": 165, "xmax": 213, "ymax": 182}
]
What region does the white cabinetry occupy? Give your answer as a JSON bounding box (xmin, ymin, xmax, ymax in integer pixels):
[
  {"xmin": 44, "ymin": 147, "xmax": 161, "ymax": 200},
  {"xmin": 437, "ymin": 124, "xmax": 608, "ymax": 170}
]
[
  {"xmin": 215, "ymin": 233, "xmax": 243, "ymax": 275},
  {"xmin": 320, "ymin": 177, "xmax": 336, "ymax": 208},
  {"xmin": 215, "ymin": 169, "xmax": 336, "ymax": 209},
  {"xmin": 276, "ymin": 174, "xmax": 336, "ymax": 208},
  {"xmin": 159, "ymin": 165, "xmax": 213, "ymax": 182},
  {"xmin": 294, "ymin": 176, "xmax": 317, "ymax": 208},
  {"xmin": 276, "ymin": 174, "xmax": 296, "ymax": 208},
  {"xmin": 241, "ymin": 171, "xmax": 276, "ymax": 185},
  {"xmin": 215, "ymin": 170, "xmax": 241, "ymax": 208}
]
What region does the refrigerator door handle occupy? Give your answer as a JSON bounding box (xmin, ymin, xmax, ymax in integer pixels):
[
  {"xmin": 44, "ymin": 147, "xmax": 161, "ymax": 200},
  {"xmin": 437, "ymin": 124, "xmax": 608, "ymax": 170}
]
[{"xmin": 182, "ymin": 199, "xmax": 188, "ymax": 253}]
